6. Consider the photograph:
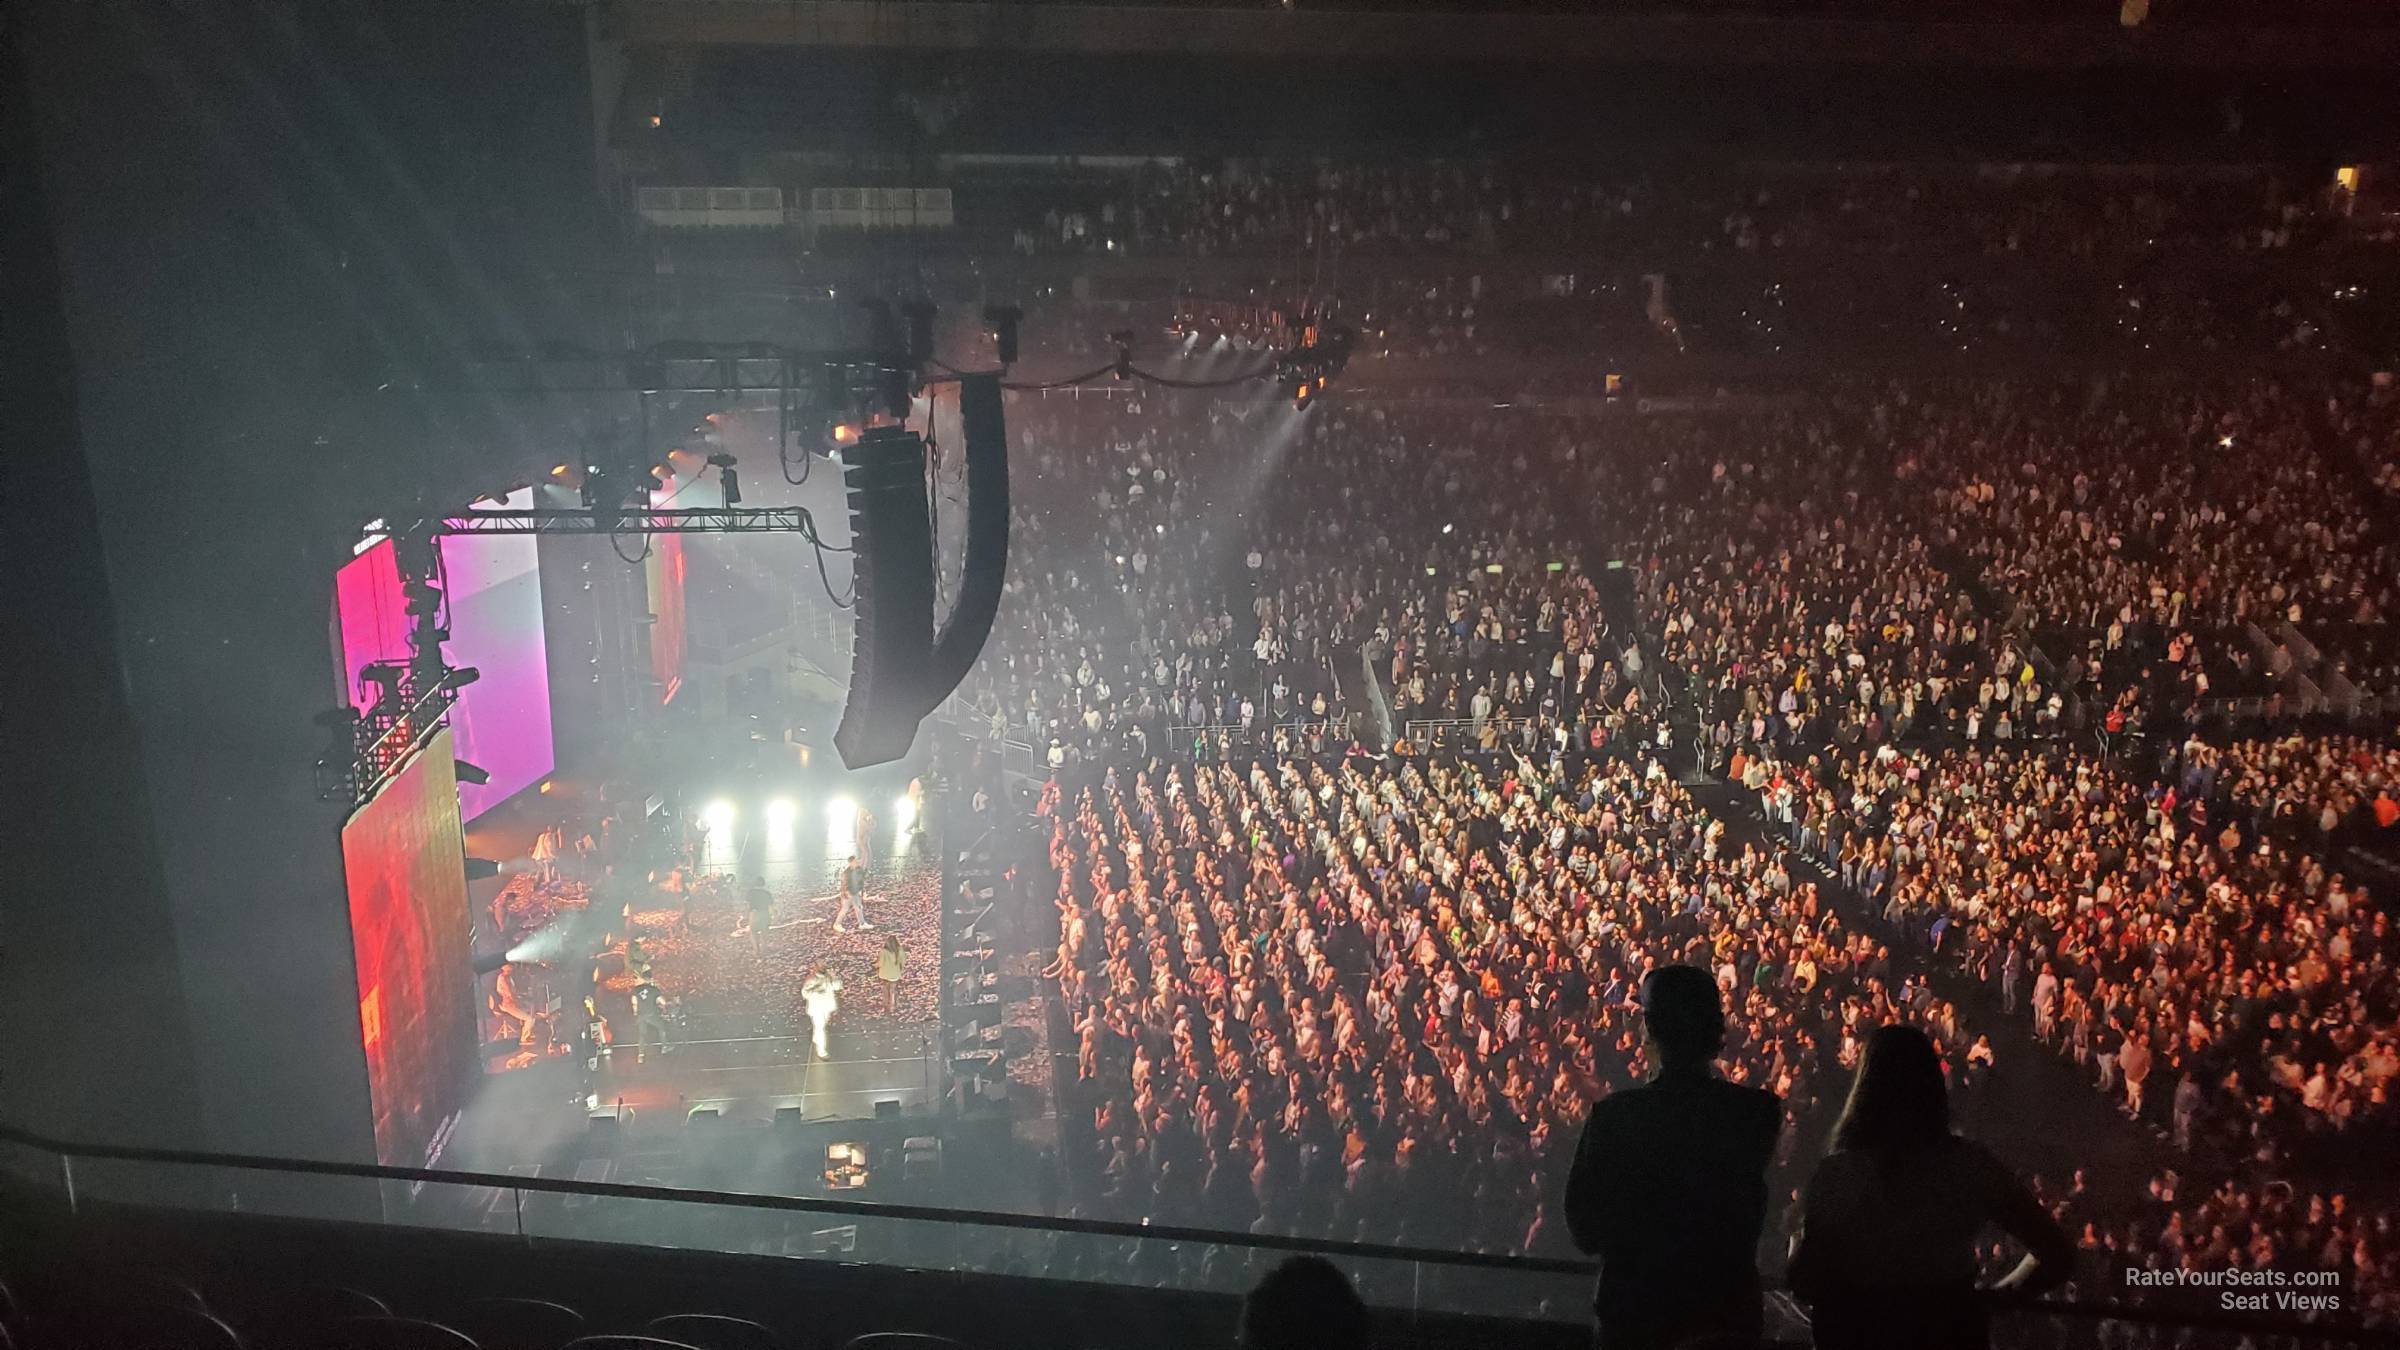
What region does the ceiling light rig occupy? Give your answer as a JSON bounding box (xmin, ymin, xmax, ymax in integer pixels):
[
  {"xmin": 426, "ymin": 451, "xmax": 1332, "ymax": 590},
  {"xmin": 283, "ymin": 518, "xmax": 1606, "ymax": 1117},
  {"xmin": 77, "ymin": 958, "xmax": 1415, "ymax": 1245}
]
[{"xmin": 1277, "ymin": 323, "xmax": 1356, "ymax": 410}]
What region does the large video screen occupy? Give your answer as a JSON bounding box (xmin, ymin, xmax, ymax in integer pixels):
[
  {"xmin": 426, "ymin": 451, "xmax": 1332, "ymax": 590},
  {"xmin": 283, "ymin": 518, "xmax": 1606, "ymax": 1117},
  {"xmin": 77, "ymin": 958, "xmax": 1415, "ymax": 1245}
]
[
  {"xmin": 332, "ymin": 537, "xmax": 410, "ymax": 703},
  {"xmin": 331, "ymin": 490, "xmax": 554, "ymax": 820},
  {"xmin": 440, "ymin": 495, "xmax": 554, "ymax": 817},
  {"xmin": 341, "ymin": 726, "xmax": 476, "ymax": 1168},
  {"xmin": 645, "ymin": 528, "xmax": 687, "ymax": 704}
]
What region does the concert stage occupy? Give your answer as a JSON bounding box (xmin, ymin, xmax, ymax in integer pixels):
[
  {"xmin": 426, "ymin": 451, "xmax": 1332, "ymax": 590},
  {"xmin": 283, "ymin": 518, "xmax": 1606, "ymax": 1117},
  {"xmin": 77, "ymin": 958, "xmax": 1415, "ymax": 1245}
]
[{"xmin": 592, "ymin": 1025, "xmax": 943, "ymax": 1123}]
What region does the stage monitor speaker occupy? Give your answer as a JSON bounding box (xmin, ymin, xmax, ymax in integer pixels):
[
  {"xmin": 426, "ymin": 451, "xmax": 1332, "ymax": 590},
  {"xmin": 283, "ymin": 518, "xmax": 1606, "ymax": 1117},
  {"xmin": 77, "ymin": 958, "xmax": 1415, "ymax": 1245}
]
[
  {"xmin": 874, "ymin": 1099, "xmax": 903, "ymax": 1120},
  {"xmin": 774, "ymin": 1105, "xmax": 807, "ymax": 1130},
  {"xmin": 832, "ymin": 376, "xmax": 1009, "ymax": 769}
]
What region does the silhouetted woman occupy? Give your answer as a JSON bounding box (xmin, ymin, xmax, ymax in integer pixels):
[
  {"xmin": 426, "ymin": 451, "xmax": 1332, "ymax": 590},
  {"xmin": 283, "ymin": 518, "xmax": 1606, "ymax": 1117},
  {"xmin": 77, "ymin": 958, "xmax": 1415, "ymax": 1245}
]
[{"xmin": 1788, "ymin": 1024, "xmax": 2075, "ymax": 1350}]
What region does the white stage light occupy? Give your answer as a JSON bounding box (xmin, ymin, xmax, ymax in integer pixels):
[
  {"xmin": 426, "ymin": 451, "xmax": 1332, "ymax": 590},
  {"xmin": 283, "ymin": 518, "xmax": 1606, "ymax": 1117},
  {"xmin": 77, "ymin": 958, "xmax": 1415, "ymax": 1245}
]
[
  {"xmin": 826, "ymin": 796, "xmax": 859, "ymax": 857},
  {"xmin": 765, "ymin": 796, "xmax": 798, "ymax": 856},
  {"xmin": 702, "ymin": 799, "xmax": 736, "ymax": 833},
  {"xmin": 893, "ymin": 794, "xmax": 918, "ymax": 833}
]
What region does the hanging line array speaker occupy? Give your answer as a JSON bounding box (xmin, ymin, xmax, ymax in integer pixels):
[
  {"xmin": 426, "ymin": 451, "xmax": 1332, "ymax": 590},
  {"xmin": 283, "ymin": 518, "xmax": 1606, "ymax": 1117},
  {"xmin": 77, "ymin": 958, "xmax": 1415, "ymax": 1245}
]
[{"xmin": 832, "ymin": 373, "xmax": 1009, "ymax": 768}]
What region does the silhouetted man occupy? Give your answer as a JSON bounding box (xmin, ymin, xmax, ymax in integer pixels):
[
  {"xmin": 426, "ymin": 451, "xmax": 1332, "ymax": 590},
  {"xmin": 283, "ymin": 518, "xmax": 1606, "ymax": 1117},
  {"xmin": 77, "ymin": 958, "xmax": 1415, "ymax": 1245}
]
[
  {"xmin": 1238, "ymin": 1255, "xmax": 1369, "ymax": 1350},
  {"xmin": 1565, "ymin": 964, "xmax": 1781, "ymax": 1350}
]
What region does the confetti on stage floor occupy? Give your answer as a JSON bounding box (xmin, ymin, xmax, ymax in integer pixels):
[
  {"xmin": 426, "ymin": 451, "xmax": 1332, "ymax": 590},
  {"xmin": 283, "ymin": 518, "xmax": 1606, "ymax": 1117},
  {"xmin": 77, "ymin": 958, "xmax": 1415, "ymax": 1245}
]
[{"xmin": 595, "ymin": 855, "xmax": 946, "ymax": 1062}]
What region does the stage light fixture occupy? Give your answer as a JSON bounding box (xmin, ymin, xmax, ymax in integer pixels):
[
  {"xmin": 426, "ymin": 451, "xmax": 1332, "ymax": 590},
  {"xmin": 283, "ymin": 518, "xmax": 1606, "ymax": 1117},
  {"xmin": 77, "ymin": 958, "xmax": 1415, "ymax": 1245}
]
[
  {"xmin": 983, "ymin": 305, "xmax": 1023, "ymax": 365},
  {"xmin": 454, "ymin": 759, "xmax": 491, "ymax": 786},
  {"xmin": 893, "ymin": 794, "xmax": 917, "ymax": 833},
  {"xmin": 438, "ymin": 667, "xmax": 482, "ymax": 692},
  {"xmin": 707, "ymin": 451, "xmax": 741, "ymax": 506},
  {"xmin": 403, "ymin": 579, "xmax": 444, "ymax": 618},
  {"xmin": 832, "ymin": 422, "xmax": 861, "ymax": 446},
  {"xmin": 703, "ymin": 799, "xmax": 736, "ymax": 833},
  {"xmin": 359, "ymin": 662, "xmax": 408, "ymax": 715},
  {"xmin": 465, "ymin": 857, "xmax": 501, "ymax": 882},
  {"xmin": 767, "ymin": 797, "xmax": 799, "ymax": 826}
]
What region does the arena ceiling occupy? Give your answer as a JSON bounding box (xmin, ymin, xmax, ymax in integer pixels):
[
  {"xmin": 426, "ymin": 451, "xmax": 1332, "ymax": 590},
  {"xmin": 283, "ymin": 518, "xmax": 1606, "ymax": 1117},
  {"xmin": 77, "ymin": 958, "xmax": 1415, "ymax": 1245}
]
[{"xmin": 594, "ymin": 0, "xmax": 2400, "ymax": 71}]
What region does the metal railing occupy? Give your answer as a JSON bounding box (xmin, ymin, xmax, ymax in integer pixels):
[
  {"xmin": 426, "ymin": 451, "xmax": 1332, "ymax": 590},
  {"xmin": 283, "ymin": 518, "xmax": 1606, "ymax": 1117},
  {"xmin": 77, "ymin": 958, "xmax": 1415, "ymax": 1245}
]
[
  {"xmin": 1401, "ymin": 715, "xmax": 1541, "ymax": 747},
  {"xmin": 0, "ymin": 1121, "xmax": 2394, "ymax": 1343}
]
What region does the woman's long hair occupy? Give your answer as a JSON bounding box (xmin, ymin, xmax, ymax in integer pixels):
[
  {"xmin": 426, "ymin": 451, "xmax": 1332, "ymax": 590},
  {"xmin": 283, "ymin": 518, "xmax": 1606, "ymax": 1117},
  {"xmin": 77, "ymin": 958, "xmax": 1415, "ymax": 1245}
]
[{"xmin": 1831, "ymin": 1024, "xmax": 1951, "ymax": 1154}]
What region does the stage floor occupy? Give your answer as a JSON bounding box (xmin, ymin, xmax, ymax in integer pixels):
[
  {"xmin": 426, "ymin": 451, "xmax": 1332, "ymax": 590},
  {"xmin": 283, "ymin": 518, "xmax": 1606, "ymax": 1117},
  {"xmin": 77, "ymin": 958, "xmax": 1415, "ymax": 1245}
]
[
  {"xmin": 591, "ymin": 844, "xmax": 946, "ymax": 1120},
  {"xmin": 471, "ymin": 837, "xmax": 948, "ymax": 1136}
]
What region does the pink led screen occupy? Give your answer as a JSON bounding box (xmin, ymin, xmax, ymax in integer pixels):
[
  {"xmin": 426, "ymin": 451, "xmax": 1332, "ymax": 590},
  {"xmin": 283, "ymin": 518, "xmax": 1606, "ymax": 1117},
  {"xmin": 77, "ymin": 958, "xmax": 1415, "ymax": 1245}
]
[{"xmin": 331, "ymin": 489, "xmax": 554, "ymax": 820}]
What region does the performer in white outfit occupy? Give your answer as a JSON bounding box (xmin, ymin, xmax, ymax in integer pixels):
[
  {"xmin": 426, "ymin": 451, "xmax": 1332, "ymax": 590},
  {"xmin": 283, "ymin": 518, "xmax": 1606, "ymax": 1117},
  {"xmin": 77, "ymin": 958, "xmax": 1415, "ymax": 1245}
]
[{"xmin": 802, "ymin": 965, "xmax": 844, "ymax": 1059}]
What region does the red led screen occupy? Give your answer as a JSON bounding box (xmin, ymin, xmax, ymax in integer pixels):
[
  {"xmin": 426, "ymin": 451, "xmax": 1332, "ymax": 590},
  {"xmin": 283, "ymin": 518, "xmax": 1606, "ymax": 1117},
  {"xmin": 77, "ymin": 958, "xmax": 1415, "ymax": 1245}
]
[
  {"xmin": 645, "ymin": 528, "xmax": 687, "ymax": 704},
  {"xmin": 341, "ymin": 726, "xmax": 477, "ymax": 1167}
]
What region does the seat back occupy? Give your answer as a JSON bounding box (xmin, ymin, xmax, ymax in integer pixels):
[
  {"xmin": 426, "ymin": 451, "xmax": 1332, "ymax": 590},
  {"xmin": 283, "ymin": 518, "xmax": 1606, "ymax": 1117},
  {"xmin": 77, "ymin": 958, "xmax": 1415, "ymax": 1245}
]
[
  {"xmin": 454, "ymin": 1298, "xmax": 585, "ymax": 1350},
  {"xmin": 646, "ymin": 1314, "xmax": 780, "ymax": 1350},
  {"xmin": 325, "ymin": 1314, "xmax": 481, "ymax": 1350},
  {"xmin": 88, "ymin": 1304, "xmax": 245, "ymax": 1350},
  {"xmin": 839, "ymin": 1335, "xmax": 969, "ymax": 1350}
]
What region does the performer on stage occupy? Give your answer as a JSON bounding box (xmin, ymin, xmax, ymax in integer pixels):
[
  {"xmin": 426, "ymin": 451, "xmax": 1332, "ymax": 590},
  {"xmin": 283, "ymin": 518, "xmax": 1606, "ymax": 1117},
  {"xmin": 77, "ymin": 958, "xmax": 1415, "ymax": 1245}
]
[
  {"xmin": 832, "ymin": 858, "xmax": 871, "ymax": 932},
  {"xmin": 491, "ymin": 961, "xmax": 539, "ymax": 1047},
  {"xmin": 533, "ymin": 823, "xmax": 565, "ymax": 885},
  {"xmin": 903, "ymin": 777, "xmax": 927, "ymax": 856},
  {"xmin": 852, "ymin": 803, "xmax": 877, "ymax": 865},
  {"xmin": 741, "ymin": 875, "xmax": 774, "ymax": 953},
  {"xmin": 630, "ymin": 972, "xmax": 673, "ymax": 1063},
  {"xmin": 802, "ymin": 965, "xmax": 843, "ymax": 1058},
  {"xmin": 877, "ymin": 935, "xmax": 906, "ymax": 1013}
]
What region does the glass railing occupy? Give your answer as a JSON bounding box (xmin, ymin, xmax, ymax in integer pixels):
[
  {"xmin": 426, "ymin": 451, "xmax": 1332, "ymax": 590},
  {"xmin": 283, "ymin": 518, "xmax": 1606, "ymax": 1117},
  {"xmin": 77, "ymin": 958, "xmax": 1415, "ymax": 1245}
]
[
  {"xmin": 0, "ymin": 1124, "xmax": 1591, "ymax": 1324},
  {"xmin": 5, "ymin": 1123, "xmax": 2396, "ymax": 1346}
]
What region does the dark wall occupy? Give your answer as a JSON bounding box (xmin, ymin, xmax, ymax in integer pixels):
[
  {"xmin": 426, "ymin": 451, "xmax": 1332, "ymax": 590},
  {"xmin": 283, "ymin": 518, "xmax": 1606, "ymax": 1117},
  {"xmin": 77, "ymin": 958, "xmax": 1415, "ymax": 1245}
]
[
  {"xmin": 0, "ymin": 0, "xmax": 202, "ymax": 1152},
  {"xmin": 19, "ymin": 0, "xmax": 608, "ymax": 1165},
  {"xmin": 665, "ymin": 48, "xmax": 2400, "ymax": 163}
]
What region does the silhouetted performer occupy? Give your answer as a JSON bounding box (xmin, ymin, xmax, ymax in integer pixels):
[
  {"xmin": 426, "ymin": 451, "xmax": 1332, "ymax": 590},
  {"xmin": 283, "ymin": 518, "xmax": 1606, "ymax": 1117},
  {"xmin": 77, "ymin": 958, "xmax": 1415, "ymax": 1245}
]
[
  {"xmin": 1565, "ymin": 965, "xmax": 1780, "ymax": 1350},
  {"xmin": 1788, "ymin": 1024, "xmax": 2073, "ymax": 1350},
  {"xmin": 1238, "ymin": 1256, "xmax": 1369, "ymax": 1350}
]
